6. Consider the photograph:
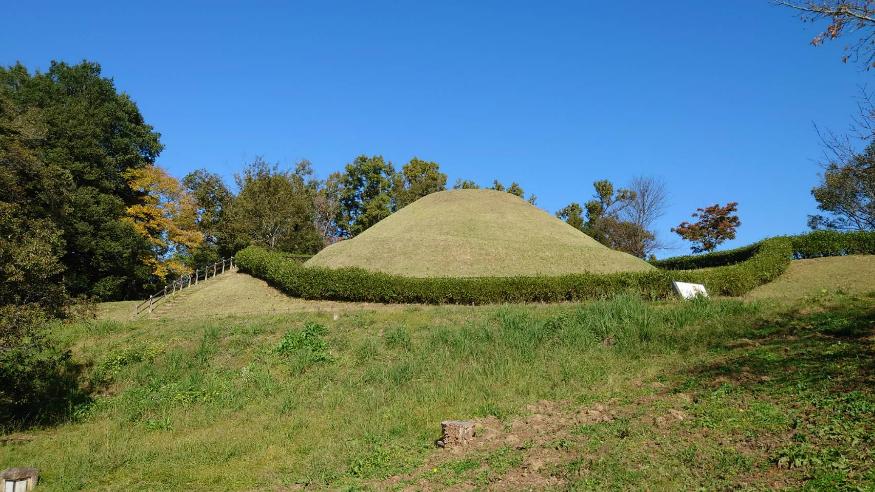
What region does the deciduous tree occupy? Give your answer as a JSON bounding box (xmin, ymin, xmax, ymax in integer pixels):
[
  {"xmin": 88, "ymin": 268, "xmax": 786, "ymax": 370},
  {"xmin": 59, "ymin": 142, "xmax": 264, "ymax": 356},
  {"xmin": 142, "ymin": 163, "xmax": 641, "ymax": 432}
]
[
  {"xmin": 0, "ymin": 91, "xmax": 69, "ymax": 310},
  {"xmin": 226, "ymin": 158, "xmax": 323, "ymax": 253},
  {"xmin": 625, "ymin": 176, "xmax": 669, "ymax": 258},
  {"xmin": 672, "ymin": 202, "xmax": 741, "ymax": 253},
  {"xmin": 582, "ymin": 180, "xmax": 652, "ymax": 257},
  {"xmin": 392, "ymin": 157, "xmax": 447, "ymax": 209},
  {"xmin": 314, "ymin": 171, "xmax": 343, "ymax": 246},
  {"xmin": 0, "ymin": 91, "xmax": 84, "ymax": 427},
  {"xmin": 808, "ymin": 140, "xmax": 875, "ymax": 230},
  {"xmin": 452, "ymin": 178, "xmax": 479, "ymax": 189},
  {"xmin": 559, "ymin": 179, "xmax": 663, "ymax": 258},
  {"xmin": 777, "ymin": 0, "xmax": 875, "ymax": 68},
  {"xmin": 338, "ymin": 155, "xmax": 396, "ymax": 237},
  {"xmin": 183, "ymin": 169, "xmax": 234, "ymax": 262},
  {"xmin": 124, "ymin": 165, "xmax": 204, "ymax": 280}
]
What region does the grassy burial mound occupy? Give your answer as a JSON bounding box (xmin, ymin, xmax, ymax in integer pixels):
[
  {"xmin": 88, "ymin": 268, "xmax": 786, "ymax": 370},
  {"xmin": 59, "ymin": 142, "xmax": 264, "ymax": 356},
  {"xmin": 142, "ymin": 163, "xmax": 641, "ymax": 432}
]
[
  {"xmin": 306, "ymin": 189, "xmax": 653, "ymax": 277},
  {"xmin": 238, "ymin": 215, "xmax": 873, "ymax": 305}
]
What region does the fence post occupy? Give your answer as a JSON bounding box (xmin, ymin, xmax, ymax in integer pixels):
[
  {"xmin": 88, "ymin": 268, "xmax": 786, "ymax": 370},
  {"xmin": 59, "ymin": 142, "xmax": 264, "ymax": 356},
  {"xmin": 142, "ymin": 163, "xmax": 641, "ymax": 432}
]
[
  {"xmin": 213, "ymin": 263, "xmax": 217, "ymax": 277},
  {"xmin": 222, "ymin": 258, "xmax": 226, "ymax": 274},
  {"xmin": 230, "ymin": 257, "xmax": 234, "ymax": 268},
  {"xmin": 195, "ymin": 269, "xmax": 199, "ymax": 285},
  {"xmin": 148, "ymin": 294, "xmax": 153, "ymax": 313}
]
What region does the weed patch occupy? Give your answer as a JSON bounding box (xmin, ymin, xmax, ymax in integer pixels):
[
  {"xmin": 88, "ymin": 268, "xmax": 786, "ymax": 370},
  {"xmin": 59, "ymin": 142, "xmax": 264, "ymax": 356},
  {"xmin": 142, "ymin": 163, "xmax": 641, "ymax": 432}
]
[{"xmin": 275, "ymin": 322, "xmax": 333, "ymax": 372}]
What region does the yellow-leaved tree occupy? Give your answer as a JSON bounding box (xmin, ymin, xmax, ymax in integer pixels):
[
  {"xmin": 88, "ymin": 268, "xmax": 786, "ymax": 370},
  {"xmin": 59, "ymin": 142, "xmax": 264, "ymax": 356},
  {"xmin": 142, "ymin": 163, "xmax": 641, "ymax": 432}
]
[{"xmin": 124, "ymin": 165, "xmax": 203, "ymax": 280}]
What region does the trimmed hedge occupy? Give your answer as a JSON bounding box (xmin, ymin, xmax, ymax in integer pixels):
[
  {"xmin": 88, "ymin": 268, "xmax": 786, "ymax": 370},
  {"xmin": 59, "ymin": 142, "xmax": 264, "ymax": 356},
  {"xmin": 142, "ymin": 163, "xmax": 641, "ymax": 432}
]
[
  {"xmin": 673, "ymin": 237, "xmax": 793, "ymax": 297},
  {"xmin": 789, "ymin": 230, "xmax": 875, "ymax": 259},
  {"xmin": 274, "ymin": 252, "xmax": 313, "ymax": 264},
  {"xmin": 236, "ymin": 235, "xmax": 797, "ymax": 304},
  {"xmin": 651, "ymin": 243, "xmax": 759, "ymax": 271},
  {"xmin": 654, "ymin": 230, "xmax": 875, "ymax": 269},
  {"xmin": 237, "ymin": 231, "xmax": 874, "ymax": 305}
]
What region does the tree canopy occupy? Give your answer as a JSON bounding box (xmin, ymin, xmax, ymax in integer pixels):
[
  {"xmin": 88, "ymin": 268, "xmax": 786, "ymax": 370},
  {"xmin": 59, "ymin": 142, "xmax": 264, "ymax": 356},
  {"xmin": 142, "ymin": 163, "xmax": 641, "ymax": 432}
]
[
  {"xmin": 557, "ymin": 178, "xmax": 664, "ymax": 258},
  {"xmin": 338, "ymin": 155, "xmax": 396, "ymax": 237},
  {"xmin": 225, "ymin": 158, "xmax": 323, "ymax": 254},
  {"xmin": 183, "ymin": 168, "xmax": 235, "ymax": 263},
  {"xmin": 672, "ymin": 202, "xmax": 741, "ymax": 253},
  {"xmin": 124, "ymin": 165, "xmax": 203, "ymax": 279},
  {"xmin": 393, "ymin": 158, "xmax": 447, "ymax": 209},
  {"xmin": 0, "ymin": 61, "xmax": 162, "ymax": 299},
  {"xmin": 809, "ymin": 140, "xmax": 875, "ymax": 231},
  {"xmin": 778, "ymin": 0, "xmax": 875, "ymax": 68}
]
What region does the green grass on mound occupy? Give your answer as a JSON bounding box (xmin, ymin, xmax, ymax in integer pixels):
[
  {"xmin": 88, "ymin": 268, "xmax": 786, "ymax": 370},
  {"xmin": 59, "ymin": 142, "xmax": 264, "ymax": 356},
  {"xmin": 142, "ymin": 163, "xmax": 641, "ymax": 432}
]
[{"xmin": 306, "ymin": 189, "xmax": 653, "ymax": 277}]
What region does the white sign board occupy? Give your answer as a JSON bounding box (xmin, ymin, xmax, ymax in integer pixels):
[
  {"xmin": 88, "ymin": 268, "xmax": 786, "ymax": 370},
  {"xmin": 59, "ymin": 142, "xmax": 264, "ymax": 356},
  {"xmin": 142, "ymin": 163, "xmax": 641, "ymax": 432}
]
[{"xmin": 672, "ymin": 281, "xmax": 708, "ymax": 300}]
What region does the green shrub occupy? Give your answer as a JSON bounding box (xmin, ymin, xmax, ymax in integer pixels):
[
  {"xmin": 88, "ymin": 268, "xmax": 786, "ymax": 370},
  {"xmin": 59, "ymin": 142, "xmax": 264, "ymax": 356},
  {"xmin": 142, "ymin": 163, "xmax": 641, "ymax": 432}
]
[
  {"xmin": 236, "ymin": 235, "xmax": 795, "ymax": 303},
  {"xmin": 91, "ymin": 344, "xmax": 163, "ymax": 386},
  {"xmin": 655, "ymin": 230, "xmax": 875, "ymax": 268},
  {"xmin": 0, "ymin": 305, "xmax": 87, "ymax": 428},
  {"xmin": 273, "ymin": 252, "xmax": 313, "ymax": 264},
  {"xmin": 674, "ymin": 237, "xmax": 793, "ymax": 296},
  {"xmin": 788, "ymin": 230, "xmax": 875, "ymax": 258},
  {"xmin": 651, "ymin": 243, "xmax": 760, "ymax": 270}
]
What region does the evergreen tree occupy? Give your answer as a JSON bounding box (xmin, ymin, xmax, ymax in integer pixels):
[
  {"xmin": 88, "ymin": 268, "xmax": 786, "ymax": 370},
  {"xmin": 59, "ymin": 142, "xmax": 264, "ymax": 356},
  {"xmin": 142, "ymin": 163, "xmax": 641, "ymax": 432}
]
[{"xmin": 0, "ymin": 61, "xmax": 162, "ymax": 299}]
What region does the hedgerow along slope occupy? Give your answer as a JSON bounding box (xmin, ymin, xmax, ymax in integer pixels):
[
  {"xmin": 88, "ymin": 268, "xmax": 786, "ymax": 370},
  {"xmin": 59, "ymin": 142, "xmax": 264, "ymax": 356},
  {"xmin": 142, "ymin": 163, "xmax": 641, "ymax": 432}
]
[
  {"xmin": 305, "ymin": 189, "xmax": 654, "ymax": 277},
  {"xmin": 236, "ymin": 238, "xmax": 790, "ymax": 304},
  {"xmin": 237, "ymin": 231, "xmax": 875, "ymax": 304}
]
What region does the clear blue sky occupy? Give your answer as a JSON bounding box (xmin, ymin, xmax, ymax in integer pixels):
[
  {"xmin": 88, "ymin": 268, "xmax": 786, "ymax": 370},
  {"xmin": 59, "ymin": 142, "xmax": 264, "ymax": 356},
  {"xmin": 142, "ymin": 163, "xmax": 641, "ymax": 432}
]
[{"xmin": 2, "ymin": 0, "xmax": 869, "ymax": 255}]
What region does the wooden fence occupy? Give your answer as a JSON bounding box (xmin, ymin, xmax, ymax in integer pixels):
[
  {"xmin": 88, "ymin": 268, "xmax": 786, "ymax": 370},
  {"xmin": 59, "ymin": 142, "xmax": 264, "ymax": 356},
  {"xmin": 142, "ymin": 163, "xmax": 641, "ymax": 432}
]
[{"xmin": 133, "ymin": 257, "xmax": 234, "ymax": 316}]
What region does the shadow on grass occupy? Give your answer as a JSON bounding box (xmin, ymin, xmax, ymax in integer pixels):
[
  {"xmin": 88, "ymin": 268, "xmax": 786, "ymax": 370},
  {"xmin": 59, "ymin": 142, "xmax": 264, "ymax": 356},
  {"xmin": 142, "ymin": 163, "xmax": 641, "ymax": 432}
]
[
  {"xmin": 688, "ymin": 298, "xmax": 875, "ymax": 393},
  {"xmin": 0, "ymin": 348, "xmax": 92, "ymax": 433},
  {"xmin": 675, "ymin": 297, "xmax": 875, "ymax": 487}
]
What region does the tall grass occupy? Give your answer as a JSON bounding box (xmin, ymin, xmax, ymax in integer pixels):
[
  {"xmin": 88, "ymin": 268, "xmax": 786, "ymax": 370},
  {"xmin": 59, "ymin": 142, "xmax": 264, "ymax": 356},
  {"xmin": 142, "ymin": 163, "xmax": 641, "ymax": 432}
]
[{"xmin": 3, "ymin": 296, "xmax": 759, "ymax": 490}]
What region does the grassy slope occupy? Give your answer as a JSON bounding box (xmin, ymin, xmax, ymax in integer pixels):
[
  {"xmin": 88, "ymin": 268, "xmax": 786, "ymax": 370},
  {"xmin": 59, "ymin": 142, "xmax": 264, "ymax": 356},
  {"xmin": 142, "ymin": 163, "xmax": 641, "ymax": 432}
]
[
  {"xmin": 306, "ymin": 189, "xmax": 653, "ymax": 277},
  {"xmin": 2, "ymin": 257, "xmax": 874, "ymax": 490},
  {"xmin": 3, "ymin": 297, "xmax": 760, "ymax": 490},
  {"xmin": 109, "ymin": 256, "xmax": 875, "ymax": 322},
  {"xmin": 103, "ymin": 269, "xmax": 396, "ymax": 322},
  {"xmin": 746, "ymin": 255, "xmax": 875, "ymax": 300}
]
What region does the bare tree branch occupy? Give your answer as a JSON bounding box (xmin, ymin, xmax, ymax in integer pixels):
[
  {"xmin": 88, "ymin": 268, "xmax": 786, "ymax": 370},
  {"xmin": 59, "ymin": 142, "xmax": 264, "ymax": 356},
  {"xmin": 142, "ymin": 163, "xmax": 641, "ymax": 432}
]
[
  {"xmin": 777, "ymin": 1, "xmax": 875, "ymax": 23},
  {"xmin": 776, "ymin": 0, "xmax": 875, "ymax": 68}
]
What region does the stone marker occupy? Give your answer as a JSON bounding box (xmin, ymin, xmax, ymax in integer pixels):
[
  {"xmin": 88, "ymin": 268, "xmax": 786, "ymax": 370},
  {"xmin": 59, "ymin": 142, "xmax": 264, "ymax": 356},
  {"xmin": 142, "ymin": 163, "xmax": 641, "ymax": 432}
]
[
  {"xmin": 1, "ymin": 467, "xmax": 38, "ymax": 492},
  {"xmin": 672, "ymin": 281, "xmax": 708, "ymax": 300},
  {"xmin": 437, "ymin": 420, "xmax": 475, "ymax": 448}
]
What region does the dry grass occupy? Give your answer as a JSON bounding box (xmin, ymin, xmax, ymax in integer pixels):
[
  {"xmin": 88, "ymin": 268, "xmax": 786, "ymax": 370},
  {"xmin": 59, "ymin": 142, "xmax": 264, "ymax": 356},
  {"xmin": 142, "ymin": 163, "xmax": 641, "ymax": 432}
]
[
  {"xmin": 115, "ymin": 269, "xmax": 404, "ymax": 321},
  {"xmin": 306, "ymin": 189, "xmax": 653, "ymax": 277},
  {"xmin": 746, "ymin": 255, "xmax": 875, "ymax": 301}
]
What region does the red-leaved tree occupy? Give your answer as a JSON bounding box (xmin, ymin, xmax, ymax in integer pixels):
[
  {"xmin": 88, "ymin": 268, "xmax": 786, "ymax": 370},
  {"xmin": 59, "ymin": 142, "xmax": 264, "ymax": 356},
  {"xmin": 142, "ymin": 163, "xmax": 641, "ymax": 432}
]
[{"xmin": 672, "ymin": 202, "xmax": 741, "ymax": 253}]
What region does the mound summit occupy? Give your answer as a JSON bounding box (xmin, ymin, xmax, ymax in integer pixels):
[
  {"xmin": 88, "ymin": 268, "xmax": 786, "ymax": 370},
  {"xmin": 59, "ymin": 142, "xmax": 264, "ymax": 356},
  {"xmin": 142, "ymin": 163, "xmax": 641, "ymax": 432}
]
[{"xmin": 306, "ymin": 189, "xmax": 655, "ymax": 277}]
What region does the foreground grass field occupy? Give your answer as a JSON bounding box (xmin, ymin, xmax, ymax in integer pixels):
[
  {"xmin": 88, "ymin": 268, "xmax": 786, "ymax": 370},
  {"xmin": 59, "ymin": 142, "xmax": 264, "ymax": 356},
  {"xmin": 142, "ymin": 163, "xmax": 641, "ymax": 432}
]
[{"xmin": 2, "ymin": 258, "xmax": 874, "ymax": 490}]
